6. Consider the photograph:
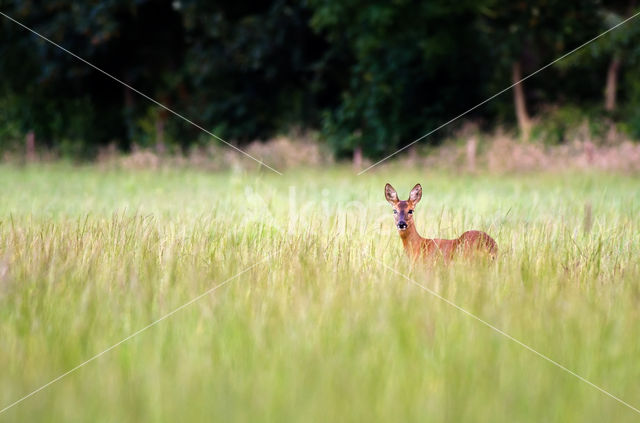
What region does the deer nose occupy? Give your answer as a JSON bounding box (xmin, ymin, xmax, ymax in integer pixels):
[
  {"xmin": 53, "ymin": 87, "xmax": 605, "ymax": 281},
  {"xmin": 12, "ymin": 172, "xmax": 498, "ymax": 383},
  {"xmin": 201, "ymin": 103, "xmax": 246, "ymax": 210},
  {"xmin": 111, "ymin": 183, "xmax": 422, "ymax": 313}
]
[{"xmin": 397, "ymin": 221, "xmax": 407, "ymax": 230}]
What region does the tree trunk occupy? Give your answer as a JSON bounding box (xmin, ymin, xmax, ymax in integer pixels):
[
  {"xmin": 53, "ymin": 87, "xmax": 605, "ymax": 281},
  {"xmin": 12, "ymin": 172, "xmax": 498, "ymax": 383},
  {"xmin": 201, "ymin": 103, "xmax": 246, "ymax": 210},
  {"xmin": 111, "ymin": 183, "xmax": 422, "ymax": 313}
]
[
  {"xmin": 353, "ymin": 145, "xmax": 363, "ymax": 169},
  {"xmin": 605, "ymin": 56, "xmax": 621, "ymax": 112},
  {"xmin": 156, "ymin": 96, "xmax": 169, "ymax": 154},
  {"xmin": 155, "ymin": 112, "xmax": 167, "ymax": 155},
  {"xmin": 512, "ymin": 61, "xmax": 532, "ymax": 141},
  {"xmin": 25, "ymin": 130, "xmax": 36, "ymax": 162}
]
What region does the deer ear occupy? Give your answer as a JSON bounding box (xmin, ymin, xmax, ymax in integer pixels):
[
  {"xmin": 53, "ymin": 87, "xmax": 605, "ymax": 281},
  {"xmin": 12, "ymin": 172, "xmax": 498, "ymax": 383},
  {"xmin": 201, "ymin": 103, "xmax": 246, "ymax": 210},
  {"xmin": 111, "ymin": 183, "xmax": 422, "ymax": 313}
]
[
  {"xmin": 409, "ymin": 184, "xmax": 422, "ymax": 204},
  {"xmin": 385, "ymin": 183, "xmax": 399, "ymax": 205}
]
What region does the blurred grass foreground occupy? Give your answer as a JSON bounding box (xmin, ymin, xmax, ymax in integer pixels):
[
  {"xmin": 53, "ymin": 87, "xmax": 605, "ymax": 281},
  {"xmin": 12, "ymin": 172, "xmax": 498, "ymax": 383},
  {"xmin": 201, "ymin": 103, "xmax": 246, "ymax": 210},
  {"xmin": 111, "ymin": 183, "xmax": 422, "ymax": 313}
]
[{"xmin": 1, "ymin": 165, "xmax": 639, "ymax": 422}]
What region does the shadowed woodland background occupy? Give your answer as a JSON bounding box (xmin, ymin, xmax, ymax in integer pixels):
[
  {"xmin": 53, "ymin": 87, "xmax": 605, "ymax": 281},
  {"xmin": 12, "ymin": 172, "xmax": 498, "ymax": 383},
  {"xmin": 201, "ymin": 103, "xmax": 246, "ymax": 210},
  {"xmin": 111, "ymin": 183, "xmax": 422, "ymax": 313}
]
[{"xmin": 1, "ymin": 0, "xmax": 640, "ymax": 162}]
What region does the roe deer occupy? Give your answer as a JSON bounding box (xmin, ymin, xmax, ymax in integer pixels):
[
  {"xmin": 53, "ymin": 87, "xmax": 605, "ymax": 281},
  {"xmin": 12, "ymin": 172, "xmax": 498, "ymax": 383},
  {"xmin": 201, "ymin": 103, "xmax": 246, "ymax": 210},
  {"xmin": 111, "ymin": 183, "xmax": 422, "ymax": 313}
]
[{"xmin": 385, "ymin": 183, "xmax": 497, "ymax": 261}]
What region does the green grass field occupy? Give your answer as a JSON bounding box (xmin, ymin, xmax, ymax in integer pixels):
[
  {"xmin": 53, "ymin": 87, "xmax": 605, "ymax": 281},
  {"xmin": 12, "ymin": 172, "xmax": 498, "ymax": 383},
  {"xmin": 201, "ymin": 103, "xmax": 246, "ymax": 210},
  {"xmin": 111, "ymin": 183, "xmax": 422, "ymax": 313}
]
[{"xmin": 1, "ymin": 164, "xmax": 639, "ymax": 422}]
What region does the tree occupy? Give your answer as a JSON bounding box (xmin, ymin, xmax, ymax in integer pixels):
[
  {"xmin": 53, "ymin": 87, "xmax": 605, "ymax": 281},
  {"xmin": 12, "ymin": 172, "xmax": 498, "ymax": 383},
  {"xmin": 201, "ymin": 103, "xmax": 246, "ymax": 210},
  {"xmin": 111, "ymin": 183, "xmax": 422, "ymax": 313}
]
[
  {"xmin": 1, "ymin": 0, "xmax": 639, "ymax": 160},
  {"xmin": 0, "ymin": 0, "xmax": 332, "ymax": 155},
  {"xmin": 309, "ymin": 0, "xmax": 490, "ymax": 160},
  {"xmin": 480, "ymin": 0, "xmax": 601, "ymax": 140},
  {"xmin": 0, "ymin": 0, "xmax": 184, "ymax": 155},
  {"xmin": 596, "ymin": 3, "xmax": 640, "ymax": 112},
  {"xmin": 177, "ymin": 0, "xmax": 333, "ymax": 143}
]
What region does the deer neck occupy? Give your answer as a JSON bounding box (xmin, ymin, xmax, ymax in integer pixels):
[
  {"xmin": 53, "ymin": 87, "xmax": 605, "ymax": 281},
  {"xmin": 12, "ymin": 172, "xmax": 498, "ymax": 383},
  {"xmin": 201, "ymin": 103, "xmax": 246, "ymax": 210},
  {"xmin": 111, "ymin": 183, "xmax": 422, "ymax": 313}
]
[{"xmin": 399, "ymin": 223, "xmax": 426, "ymax": 255}]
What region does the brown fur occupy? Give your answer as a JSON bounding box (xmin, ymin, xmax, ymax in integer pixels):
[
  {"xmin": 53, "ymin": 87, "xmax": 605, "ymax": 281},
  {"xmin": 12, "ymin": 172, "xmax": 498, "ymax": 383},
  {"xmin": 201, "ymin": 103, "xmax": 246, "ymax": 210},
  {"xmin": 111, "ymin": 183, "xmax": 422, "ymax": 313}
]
[{"xmin": 385, "ymin": 183, "xmax": 497, "ymax": 262}]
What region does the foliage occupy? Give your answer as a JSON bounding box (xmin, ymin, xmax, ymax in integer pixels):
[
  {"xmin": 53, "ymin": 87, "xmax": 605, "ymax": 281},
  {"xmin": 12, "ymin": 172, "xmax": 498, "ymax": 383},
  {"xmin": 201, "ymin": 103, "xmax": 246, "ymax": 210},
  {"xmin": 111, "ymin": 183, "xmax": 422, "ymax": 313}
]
[
  {"xmin": 1, "ymin": 0, "xmax": 640, "ymax": 158},
  {"xmin": 531, "ymin": 105, "xmax": 603, "ymax": 145},
  {"xmin": 310, "ymin": 0, "xmax": 490, "ymax": 157}
]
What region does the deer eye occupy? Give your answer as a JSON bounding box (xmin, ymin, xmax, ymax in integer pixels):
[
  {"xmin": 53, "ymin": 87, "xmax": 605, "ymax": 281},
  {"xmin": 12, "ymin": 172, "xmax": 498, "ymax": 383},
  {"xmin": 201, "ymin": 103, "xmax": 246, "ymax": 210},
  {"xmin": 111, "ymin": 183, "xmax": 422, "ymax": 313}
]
[
  {"xmin": 408, "ymin": 210, "xmax": 413, "ymax": 214},
  {"xmin": 393, "ymin": 210, "xmax": 398, "ymax": 214}
]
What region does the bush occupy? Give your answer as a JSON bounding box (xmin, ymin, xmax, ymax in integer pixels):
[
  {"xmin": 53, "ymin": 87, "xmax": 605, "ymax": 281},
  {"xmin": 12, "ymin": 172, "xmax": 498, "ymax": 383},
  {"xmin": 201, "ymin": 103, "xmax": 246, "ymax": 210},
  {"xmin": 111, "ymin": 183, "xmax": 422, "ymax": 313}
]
[{"xmin": 532, "ymin": 106, "xmax": 608, "ymax": 145}]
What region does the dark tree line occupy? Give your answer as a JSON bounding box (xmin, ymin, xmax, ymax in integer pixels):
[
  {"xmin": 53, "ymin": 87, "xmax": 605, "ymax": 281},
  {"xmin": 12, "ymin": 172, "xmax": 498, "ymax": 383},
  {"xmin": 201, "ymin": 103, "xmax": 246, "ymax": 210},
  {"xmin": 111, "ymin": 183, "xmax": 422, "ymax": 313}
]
[{"xmin": 1, "ymin": 0, "xmax": 639, "ymax": 159}]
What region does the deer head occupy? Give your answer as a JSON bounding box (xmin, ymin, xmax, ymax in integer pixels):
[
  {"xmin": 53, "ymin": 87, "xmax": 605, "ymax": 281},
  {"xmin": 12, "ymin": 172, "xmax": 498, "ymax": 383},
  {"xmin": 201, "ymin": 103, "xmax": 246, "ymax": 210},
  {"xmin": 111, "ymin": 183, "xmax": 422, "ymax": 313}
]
[{"xmin": 385, "ymin": 183, "xmax": 422, "ymax": 232}]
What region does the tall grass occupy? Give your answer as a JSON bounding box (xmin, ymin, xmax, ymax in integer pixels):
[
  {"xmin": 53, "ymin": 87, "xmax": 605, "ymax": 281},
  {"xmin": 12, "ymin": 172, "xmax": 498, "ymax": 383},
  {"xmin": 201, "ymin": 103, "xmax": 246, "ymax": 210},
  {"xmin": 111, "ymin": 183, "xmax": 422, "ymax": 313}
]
[{"xmin": 0, "ymin": 164, "xmax": 639, "ymax": 422}]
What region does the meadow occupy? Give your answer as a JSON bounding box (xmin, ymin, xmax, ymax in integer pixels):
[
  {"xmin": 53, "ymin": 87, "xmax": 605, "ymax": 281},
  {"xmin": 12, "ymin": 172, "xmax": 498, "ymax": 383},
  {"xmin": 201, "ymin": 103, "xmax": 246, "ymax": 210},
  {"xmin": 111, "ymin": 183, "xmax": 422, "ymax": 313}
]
[{"xmin": 0, "ymin": 163, "xmax": 639, "ymax": 422}]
